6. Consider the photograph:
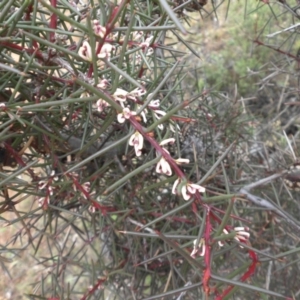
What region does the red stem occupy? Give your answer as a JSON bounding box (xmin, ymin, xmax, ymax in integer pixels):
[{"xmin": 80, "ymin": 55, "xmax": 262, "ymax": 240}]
[
  {"xmin": 3, "ymin": 142, "xmax": 36, "ymax": 179},
  {"xmin": 129, "ymin": 117, "xmax": 186, "ymax": 179},
  {"xmin": 50, "ymin": 0, "xmax": 57, "ymax": 43},
  {"xmin": 215, "ymin": 249, "xmax": 258, "ymax": 299}
]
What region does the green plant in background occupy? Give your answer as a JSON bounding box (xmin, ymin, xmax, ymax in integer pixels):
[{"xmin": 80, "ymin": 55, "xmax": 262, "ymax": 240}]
[
  {"xmin": 198, "ymin": 1, "xmax": 272, "ymax": 96},
  {"xmin": 0, "ymin": 0, "xmax": 300, "ymax": 300}
]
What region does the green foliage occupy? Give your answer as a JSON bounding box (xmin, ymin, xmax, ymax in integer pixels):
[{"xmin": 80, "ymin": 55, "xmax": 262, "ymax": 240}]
[
  {"xmin": 198, "ymin": 1, "xmax": 272, "ymax": 95},
  {"xmin": 0, "ymin": 1, "xmax": 300, "ymax": 300}
]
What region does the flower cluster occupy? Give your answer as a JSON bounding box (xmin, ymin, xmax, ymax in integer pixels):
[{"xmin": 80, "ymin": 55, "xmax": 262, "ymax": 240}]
[
  {"xmin": 155, "ymin": 138, "xmax": 175, "ymax": 176},
  {"xmin": 218, "ymin": 227, "xmax": 250, "ymax": 248},
  {"xmin": 78, "ymin": 21, "xmax": 155, "ymax": 64},
  {"xmin": 78, "ymin": 19, "xmax": 206, "ymax": 205},
  {"xmin": 233, "ymin": 227, "xmax": 250, "ymax": 246},
  {"xmin": 93, "ymin": 20, "xmax": 106, "ymax": 38},
  {"xmin": 117, "ymin": 107, "xmax": 136, "ymax": 123},
  {"xmin": 172, "ymin": 178, "xmax": 205, "ymax": 200},
  {"xmin": 78, "ymin": 40, "xmax": 115, "ymax": 62}
]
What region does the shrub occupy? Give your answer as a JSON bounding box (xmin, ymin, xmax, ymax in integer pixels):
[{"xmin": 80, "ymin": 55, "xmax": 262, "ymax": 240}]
[{"xmin": 0, "ymin": 1, "xmax": 299, "ymax": 299}]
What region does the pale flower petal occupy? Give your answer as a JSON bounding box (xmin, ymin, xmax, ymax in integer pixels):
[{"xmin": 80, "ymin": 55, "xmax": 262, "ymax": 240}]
[
  {"xmin": 113, "ymin": 88, "xmax": 128, "ymax": 102},
  {"xmin": 128, "ymin": 87, "xmax": 146, "ymax": 100},
  {"xmin": 117, "ymin": 107, "xmax": 136, "ymax": 123},
  {"xmin": 188, "ymin": 183, "xmax": 206, "ymax": 194},
  {"xmin": 117, "ymin": 113, "xmax": 125, "ymax": 123},
  {"xmin": 175, "ymin": 158, "xmax": 190, "ymax": 165},
  {"xmin": 93, "ymin": 20, "xmax": 106, "ymax": 38},
  {"xmin": 96, "ymin": 99, "xmax": 110, "ymax": 112},
  {"xmin": 156, "ymin": 158, "xmax": 172, "ymax": 176},
  {"xmin": 153, "ymin": 110, "xmax": 166, "ymax": 130},
  {"xmin": 97, "ymin": 79, "xmax": 110, "ymax": 90},
  {"xmin": 123, "ymin": 107, "xmax": 135, "ymax": 119},
  {"xmin": 154, "ymin": 110, "xmax": 166, "ymax": 118},
  {"xmin": 141, "ymin": 110, "xmax": 147, "ymax": 123},
  {"xmin": 234, "ymin": 227, "xmax": 250, "ymax": 241},
  {"xmin": 187, "ymin": 184, "xmax": 197, "ymax": 194},
  {"xmin": 132, "ymin": 31, "xmax": 143, "ymax": 41},
  {"xmin": 146, "ymin": 47, "xmax": 154, "ymax": 56},
  {"xmin": 234, "ymin": 227, "xmax": 247, "ymax": 232},
  {"xmin": 78, "ymin": 41, "xmax": 92, "ymax": 62},
  {"xmin": 169, "ymin": 123, "xmax": 180, "ymax": 133},
  {"xmin": 140, "ymin": 35, "xmax": 153, "ymax": 47},
  {"xmin": 191, "ymin": 239, "xmax": 206, "ymax": 258},
  {"xmin": 149, "ymin": 100, "xmax": 160, "ymax": 108},
  {"xmin": 160, "ymin": 138, "xmax": 175, "ymax": 146},
  {"xmin": 218, "ymin": 241, "xmax": 225, "ymax": 247},
  {"xmin": 135, "ymin": 148, "xmax": 142, "ymax": 156},
  {"xmin": 145, "ymin": 36, "xmax": 153, "ymax": 45},
  {"xmin": 97, "ymin": 43, "xmax": 115, "ymax": 60},
  {"xmin": 181, "ymin": 185, "xmax": 191, "ymax": 200},
  {"xmin": 171, "ymin": 178, "xmax": 205, "ymax": 200},
  {"xmin": 129, "ymin": 131, "xmax": 144, "ymax": 157},
  {"xmin": 172, "ymin": 178, "xmax": 180, "ymax": 195}
]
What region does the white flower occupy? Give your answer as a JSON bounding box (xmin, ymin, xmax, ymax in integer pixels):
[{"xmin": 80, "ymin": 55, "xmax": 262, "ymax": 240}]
[
  {"xmin": 127, "ymin": 87, "xmax": 146, "ymax": 100},
  {"xmin": 182, "ymin": 183, "xmax": 205, "ymax": 200},
  {"xmin": 234, "ymin": 227, "xmax": 250, "ymax": 243},
  {"xmin": 140, "ymin": 35, "xmax": 153, "ymax": 48},
  {"xmin": 154, "ymin": 110, "xmax": 166, "ymax": 118},
  {"xmin": 96, "ymin": 99, "xmax": 110, "ymax": 112},
  {"xmin": 97, "ymin": 79, "xmax": 110, "ymax": 90},
  {"xmin": 83, "ymin": 182, "xmax": 90, "ymax": 193},
  {"xmin": 154, "ymin": 110, "xmax": 166, "ymax": 130},
  {"xmin": 129, "ymin": 131, "xmax": 144, "ymax": 156},
  {"xmin": 98, "ymin": 43, "xmax": 115, "ymax": 60},
  {"xmin": 156, "ymin": 157, "xmax": 172, "ymax": 176},
  {"xmin": 132, "ymin": 31, "xmax": 143, "ymax": 41},
  {"xmin": 78, "ymin": 41, "xmax": 92, "ymax": 62},
  {"xmin": 141, "ymin": 109, "xmax": 147, "ymax": 123},
  {"xmin": 113, "ymin": 88, "xmax": 128, "ymax": 102},
  {"xmin": 149, "ymin": 100, "xmax": 160, "ymax": 108},
  {"xmin": 38, "ymin": 196, "xmax": 50, "ymax": 207},
  {"xmin": 93, "ymin": 20, "xmax": 106, "ymax": 38},
  {"xmin": 89, "ymin": 205, "xmax": 96, "ymax": 213},
  {"xmin": 172, "ymin": 178, "xmax": 205, "ymax": 200},
  {"xmin": 218, "ymin": 227, "xmax": 250, "ymax": 248},
  {"xmin": 146, "ymin": 47, "xmax": 153, "ymax": 56},
  {"xmin": 48, "ymin": 186, "xmax": 53, "ymax": 196},
  {"xmin": 38, "ymin": 181, "xmax": 47, "ymax": 190},
  {"xmin": 218, "ymin": 229, "xmax": 229, "ymax": 247},
  {"xmin": 81, "ymin": 182, "xmax": 92, "ymax": 200},
  {"xmin": 136, "ymin": 105, "xmax": 147, "ymax": 123},
  {"xmin": 169, "ymin": 123, "xmax": 180, "ymax": 133},
  {"xmin": 117, "ymin": 107, "xmax": 136, "ymax": 123},
  {"xmin": 159, "ymin": 138, "xmax": 175, "ymax": 147},
  {"xmin": 154, "ymin": 138, "xmax": 175, "ymax": 175},
  {"xmin": 80, "ymin": 91, "xmax": 90, "ymax": 99},
  {"xmin": 175, "ymin": 158, "xmax": 190, "ymax": 165},
  {"xmin": 191, "ymin": 238, "xmax": 206, "ymax": 258}
]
